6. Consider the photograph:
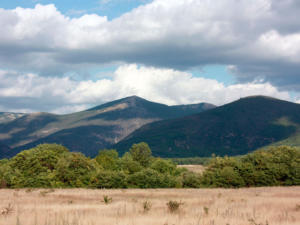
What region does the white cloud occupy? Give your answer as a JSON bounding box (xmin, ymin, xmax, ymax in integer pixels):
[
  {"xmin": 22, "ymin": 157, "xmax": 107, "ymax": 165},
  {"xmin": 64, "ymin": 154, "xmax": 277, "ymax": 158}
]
[
  {"xmin": 256, "ymin": 30, "xmax": 300, "ymax": 62},
  {"xmin": 0, "ymin": 1, "xmax": 300, "ymax": 90},
  {"xmin": 0, "ymin": 65, "xmax": 291, "ymax": 113}
]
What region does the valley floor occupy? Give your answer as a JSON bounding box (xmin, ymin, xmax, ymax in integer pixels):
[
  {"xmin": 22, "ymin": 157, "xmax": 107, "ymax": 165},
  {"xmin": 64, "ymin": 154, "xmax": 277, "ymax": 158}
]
[{"xmin": 0, "ymin": 187, "xmax": 299, "ymax": 225}]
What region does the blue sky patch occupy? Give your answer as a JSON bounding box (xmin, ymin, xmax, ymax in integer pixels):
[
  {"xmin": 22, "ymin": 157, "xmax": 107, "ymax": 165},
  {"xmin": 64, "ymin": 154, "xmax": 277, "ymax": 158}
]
[{"xmin": 1, "ymin": 0, "xmax": 152, "ymax": 19}]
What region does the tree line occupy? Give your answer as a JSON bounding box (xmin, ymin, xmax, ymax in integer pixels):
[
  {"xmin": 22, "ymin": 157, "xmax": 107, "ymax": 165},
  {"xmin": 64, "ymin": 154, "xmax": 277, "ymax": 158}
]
[{"xmin": 0, "ymin": 143, "xmax": 299, "ymax": 188}]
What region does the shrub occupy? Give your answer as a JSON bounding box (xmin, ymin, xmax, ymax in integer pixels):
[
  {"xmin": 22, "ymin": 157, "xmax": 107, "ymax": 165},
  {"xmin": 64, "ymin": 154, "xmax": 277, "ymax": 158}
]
[
  {"xmin": 181, "ymin": 171, "xmax": 201, "ymax": 188},
  {"xmin": 143, "ymin": 200, "xmax": 152, "ymax": 213},
  {"xmin": 203, "ymin": 206, "xmax": 209, "ymax": 215},
  {"xmin": 92, "ymin": 170, "xmax": 128, "ymax": 188},
  {"xmin": 103, "ymin": 195, "xmax": 112, "ymax": 204},
  {"xmin": 200, "ymin": 157, "xmax": 245, "ymax": 188},
  {"xmin": 127, "ymin": 168, "xmax": 177, "ymax": 188},
  {"xmin": 0, "ymin": 203, "xmax": 13, "ymax": 216},
  {"xmin": 166, "ymin": 200, "xmax": 183, "ymax": 213},
  {"xmin": 200, "ymin": 146, "xmax": 300, "ymax": 187}
]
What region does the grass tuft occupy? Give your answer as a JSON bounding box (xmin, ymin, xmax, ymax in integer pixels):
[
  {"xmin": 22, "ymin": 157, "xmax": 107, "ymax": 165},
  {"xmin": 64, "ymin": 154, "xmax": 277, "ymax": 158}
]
[
  {"xmin": 142, "ymin": 200, "xmax": 152, "ymax": 213},
  {"xmin": 166, "ymin": 200, "xmax": 183, "ymax": 213},
  {"xmin": 103, "ymin": 195, "xmax": 112, "ymax": 204},
  {"xmin": 203, "ymin": 206, "xmax": 209, "ymax": 215},
  {"xmin": 0, "ymin": 203, "xmax": 13, "ymax": 216}
]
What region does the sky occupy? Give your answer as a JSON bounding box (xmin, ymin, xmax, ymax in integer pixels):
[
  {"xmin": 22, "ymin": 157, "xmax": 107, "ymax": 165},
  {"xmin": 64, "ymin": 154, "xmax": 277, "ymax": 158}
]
[{"xmin": 0, "ymin": 0, "xmax": 300, "ymax": 114}]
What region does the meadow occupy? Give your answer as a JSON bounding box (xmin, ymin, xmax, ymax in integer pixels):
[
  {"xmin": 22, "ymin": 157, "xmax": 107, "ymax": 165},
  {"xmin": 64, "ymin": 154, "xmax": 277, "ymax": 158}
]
[{"xmin": 1, "ymin": 187, "xmax": 299, "ymax": 225}]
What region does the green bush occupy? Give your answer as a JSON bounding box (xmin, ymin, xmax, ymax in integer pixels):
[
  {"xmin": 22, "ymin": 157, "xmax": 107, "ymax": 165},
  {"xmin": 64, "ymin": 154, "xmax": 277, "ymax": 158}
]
[
  {"xmin": 7, "ymin": 144, "xmax": 69, "ymax": 187},
  {"xmin": 201, "ymin": 146, "xmax": 300, "ymax": 187},
  {"xmin": 91, "ymin": 170, "xmax": 128, "ymax": 188},
  {"xmin": 1, "ymin": 142, "xmax": 297, "ymax": 189},
  {"xmin": 150, "ymin": 158, "xmax": 177, "ymax": 175},
  {"xmin": 0, "ymin": 159, "xmax": 12, "ymax": 188},
  {"xmin": 1, "ymin": 144, "xmax": 99, "ymax": 188},
  {"xmin": 127, "ymin": 168, "xmax": 177, "ymax": 188},
  {"xmin": 242, "ymin": 146, "xmax": 300, "ymax": 186},
  {"xmin": 119, "ymin": 152, "xmax": 143, "ymax": 174},
  {"xmin": 181, "ymin": 171, "xmax": 201, "ymax": 188},
  {"xmin": 129, "ymin": 142, "xmax": 152, "ymax": 167},
  {"xmin": 54, "ymin": 152, "xmax": 98, "ymax": 187},
  {"xmin": 95, "ymin": 149, "xmax": 119, "ymax": 171}
]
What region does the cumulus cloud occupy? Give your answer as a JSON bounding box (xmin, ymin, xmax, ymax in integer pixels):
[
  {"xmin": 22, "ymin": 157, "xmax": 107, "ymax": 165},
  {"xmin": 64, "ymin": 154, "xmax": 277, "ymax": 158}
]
[
  {"xmin": 0, "ymin": 65, "xmax": 291, "ymax": 113},
  {"xmin": 0, "ymin": 0, "xmax": 300, "ymax": 90}
]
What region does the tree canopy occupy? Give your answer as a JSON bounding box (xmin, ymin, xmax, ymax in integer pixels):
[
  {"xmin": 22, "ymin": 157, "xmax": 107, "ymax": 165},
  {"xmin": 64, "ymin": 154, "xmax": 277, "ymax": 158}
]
[{"xmin": 0, "ymin": 143, "xmax": 299, "ymax": 189}]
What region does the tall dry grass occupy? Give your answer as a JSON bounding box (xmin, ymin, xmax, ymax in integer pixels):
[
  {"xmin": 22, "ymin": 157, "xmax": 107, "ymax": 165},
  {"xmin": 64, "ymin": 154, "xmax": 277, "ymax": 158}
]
[{"xmin": 0, "ymin": 187, "xmax": 299, "ymax": 225}]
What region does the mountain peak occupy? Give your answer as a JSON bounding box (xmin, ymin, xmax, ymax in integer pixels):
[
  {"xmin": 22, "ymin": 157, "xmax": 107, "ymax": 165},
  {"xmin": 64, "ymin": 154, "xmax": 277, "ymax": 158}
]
[
  {"xmin": 119, "ymin": 95, "xmax": 148, "ymax": 104},
  {"xmin": 87, "ymin": 96, "xmax": 163, "ymax": 111},
  {"xmin": 1, "ymin": 95, "xmax": 214, "ymax": 158},
  {"xmin": 235, "ymin": 95, "xmax": 296, "ymax": 107},
  {"xmin": 115, "ymin": 95, "xmax": 300, "ymax": 157},
  {"xmin": 242, "ymin": 95, "xmax": 280, "ymax": 100},
  {"xmin": 123, "ymin": 95, "xmax": 141, "ymax": 100}
]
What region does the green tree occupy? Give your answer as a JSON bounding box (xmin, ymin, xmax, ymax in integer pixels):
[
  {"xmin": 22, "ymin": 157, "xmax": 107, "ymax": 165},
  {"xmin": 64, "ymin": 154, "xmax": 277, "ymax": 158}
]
[
  {"xmin": 200, "ymin": 146, "xmax": 300, "ymax": 187},
  {"xmin": 150, "ymin": 158, "xmax": 177, "ymax": 175},
  {"xmin": 129, "ymin": 142, "xmax": 152, "ymax": 167},
  {"xmin": 8, "ymin": 144, "xmax": 69, "ymax": 187},
  {"xmin": 241, "ymin": 146, "xmax": 300, "ymax": 186},
  {"xmin": 181, "ymin": 171, "xmax": 201, "ymax": 188},
  {"xmin": 0, "ymin": 159, "xmax": 13, "ymax": 188},
  {"xmin": 95, "ymin": 149, "xmax": 119, "ymax": 171},
  {"xmin": 54, "ymin": 152, "xmax": 98, "ymax": 187},
  {"xmin": 119, "ymin": 152, "xmax": 142, "ymax": 174}
]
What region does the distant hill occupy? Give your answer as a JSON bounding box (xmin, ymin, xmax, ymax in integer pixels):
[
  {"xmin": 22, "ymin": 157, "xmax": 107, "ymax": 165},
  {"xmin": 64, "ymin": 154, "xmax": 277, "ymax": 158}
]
[
  {"xmin": 0, "ymin": 112, "xmax": 25, "ymax": 124},
  {"xmin": 0, "ymin": 96, "xmax": 214, "ymax": 158},
  {"xmin": 0, "ymin": 141, "xmax": 10, "ymax": 158},
  {"xmin": 115, "ymin": 96, "xmax": 300, "ymax": 157}
]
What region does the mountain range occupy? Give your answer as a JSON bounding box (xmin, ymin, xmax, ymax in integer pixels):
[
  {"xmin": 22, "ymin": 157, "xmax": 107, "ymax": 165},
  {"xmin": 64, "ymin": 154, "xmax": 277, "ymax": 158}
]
[
  {"xmin": 0, "ymin": 96, "xmax": 214, "ymax": 158},
  {"xmin": 0, "ymin": 112, "xmax": 25, "ymax": 124},
  {"xmin": 1, "ymin": 95, "xmax": 300, "ymax": 159},
  {"xmin": 0, "ymin": 141, "xmax": 10, "ymax": 157},
  {"xmin": 115, "ymin": 96, "xmax": 300, "ymax": 157}
]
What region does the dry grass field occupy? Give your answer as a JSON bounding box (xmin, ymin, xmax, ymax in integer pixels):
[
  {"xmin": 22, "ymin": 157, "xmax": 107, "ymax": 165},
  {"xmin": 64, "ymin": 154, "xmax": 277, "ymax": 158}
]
[
  {"xmin": 0, "ymin": 187, "xmax": 299, "ymax": 225},
  {"xmin": 177, "ymin": 165, "xmax": 206, "ymax": 174}
]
